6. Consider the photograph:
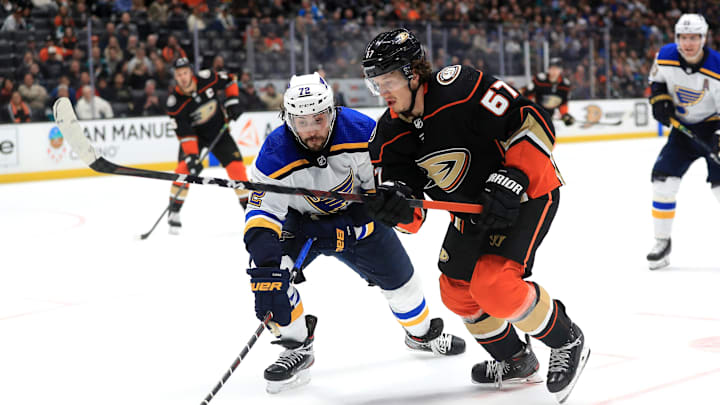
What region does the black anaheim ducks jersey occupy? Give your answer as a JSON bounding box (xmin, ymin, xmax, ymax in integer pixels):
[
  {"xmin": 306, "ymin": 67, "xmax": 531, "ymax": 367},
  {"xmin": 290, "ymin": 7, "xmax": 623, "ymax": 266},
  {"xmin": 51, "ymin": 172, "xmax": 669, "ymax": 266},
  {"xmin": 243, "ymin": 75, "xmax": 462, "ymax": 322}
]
[
  {"xmin": 166, "ymin": 69, "xmax": 239, "ymax": 140},
  {"xmin": 523, "ymin": 72, "xmax": 571, "ymax": 116},
  {"xmin": 370, "ymin": 65, "xmax": 563, "ymax": 230}
]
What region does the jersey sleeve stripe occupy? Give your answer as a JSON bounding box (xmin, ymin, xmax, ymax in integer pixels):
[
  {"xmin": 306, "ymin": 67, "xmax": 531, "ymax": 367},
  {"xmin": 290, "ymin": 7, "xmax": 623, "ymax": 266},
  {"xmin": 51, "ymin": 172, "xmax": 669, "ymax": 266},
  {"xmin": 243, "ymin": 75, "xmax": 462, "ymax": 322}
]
[
  {"xmin": 243, "ymin": 215, "xmax": 282, "ymax": 237},
  {"xmin": 424, "ymin": 70, "xmax": 483, "ymax": 120},
  {"xmin": 329, "ymin": 142, "xmax": 368, "ymax": 152},
  {"xmin": 657, "ymin": 59, "xmax": 680, "ymax": 66},
  {"xmin": 371, "ymin": 130, "xmax": 412, "ymax": 164},
  {"xmin": 699, "ymin": 68, "xmax": 720, "ymax": 81},
  {"xmin": 520, "ymin": 106, "xmax": 555, "ymax": 141},
  {"xmin": 167, "ymin": 98, "xmax": 191, "ymax": 116},
  {"xmin": 268, "ymin": 158, "xmax": 312, "ymax": 179}
]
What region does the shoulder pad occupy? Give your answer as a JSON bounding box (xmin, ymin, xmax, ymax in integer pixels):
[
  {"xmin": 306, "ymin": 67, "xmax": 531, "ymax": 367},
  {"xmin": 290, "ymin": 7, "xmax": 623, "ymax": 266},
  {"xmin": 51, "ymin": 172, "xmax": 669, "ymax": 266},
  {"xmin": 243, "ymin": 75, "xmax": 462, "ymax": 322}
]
[
  {"xmin": 536, "ymin": 72, "xmax": 547, "ymax": 81},
  {"xmin": 166, "ymin": 94, "xmax": 177, "ymax": 108},
  {"xmin": 562, "ymin": 77, "xmax": 571, "ymax": 86},
  {"xmin": 198, "ymin": 69, "xmax": 212, "ymax": 79},
  {"xmin": 435, "ymin": 65, "xmax": 462, "ymax": 86},
  {"xmin": 657, "ymin": 44, "xmax": 680, "ymax": 62}
]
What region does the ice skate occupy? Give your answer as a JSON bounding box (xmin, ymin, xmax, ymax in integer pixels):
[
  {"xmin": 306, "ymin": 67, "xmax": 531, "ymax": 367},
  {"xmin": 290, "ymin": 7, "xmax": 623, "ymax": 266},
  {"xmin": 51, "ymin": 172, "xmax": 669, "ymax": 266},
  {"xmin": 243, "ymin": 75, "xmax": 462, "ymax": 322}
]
[
  {"xmin": 168, "ymin": 212, "xmax": 182, "ymax": 235},
  {"xmin": 547, "ymin": 324, "xmax": 590, "ymax": 404},
  {"xmin": 471, "ymin": 334, "xmax": 542, "ymax": 388},
  {"xmin": 264, "ymin": 315, "xmax": 317, "ymax": 394},
  {"xmin": 405, "ymin": 317, "xmax": 466, "ymax": 355},
  {"xmin": 647, "ymin": 238, "xmax": 671, "ymax": 270}
]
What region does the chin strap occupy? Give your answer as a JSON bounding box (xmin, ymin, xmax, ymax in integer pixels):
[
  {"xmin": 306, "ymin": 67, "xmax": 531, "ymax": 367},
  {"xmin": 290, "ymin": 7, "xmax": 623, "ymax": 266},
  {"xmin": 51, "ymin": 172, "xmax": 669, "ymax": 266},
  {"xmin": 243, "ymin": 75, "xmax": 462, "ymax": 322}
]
[{"xmin": 398, "ymin": 79, "xmax": 420, "ymax": 116}]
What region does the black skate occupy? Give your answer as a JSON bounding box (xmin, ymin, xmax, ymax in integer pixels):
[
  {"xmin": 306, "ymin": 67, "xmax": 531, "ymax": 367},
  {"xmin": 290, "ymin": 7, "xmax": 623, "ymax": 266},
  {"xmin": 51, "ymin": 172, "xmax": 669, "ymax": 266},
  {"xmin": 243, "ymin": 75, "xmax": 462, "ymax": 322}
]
[
  {"xmin": 405, "ymin": 318, "xmax": 466, "ymax": 355},
  {"xmin": 471, "ymin": 334, "xmax": 542, "ymax": 388},
  {"xmin": 647, "ymin": 238, "xmax": 671, "ymax": 270},
  {"xmin": 264, "ymin": 315, "xmax": 317, "ymax": 394},
  {"xmin": 168, "ymin": 212, "xmax": 181, "ymax": 235},
  {"xmin": 547, "ymin": 324, "xmax": 590, "ymax": 404}
]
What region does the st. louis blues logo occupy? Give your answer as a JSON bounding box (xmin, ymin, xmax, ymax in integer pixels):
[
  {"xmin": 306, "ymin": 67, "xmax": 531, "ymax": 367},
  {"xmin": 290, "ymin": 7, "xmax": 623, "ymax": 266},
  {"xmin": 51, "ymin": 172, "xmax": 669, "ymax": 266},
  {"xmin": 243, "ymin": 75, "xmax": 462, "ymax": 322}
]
[
  {"xmin": 674, "ymin": 85, "xmax": 705, "ymax": 115},
  {"xmin": 304, "ymin": 169, "xmax": 354, "ymax": 214}
]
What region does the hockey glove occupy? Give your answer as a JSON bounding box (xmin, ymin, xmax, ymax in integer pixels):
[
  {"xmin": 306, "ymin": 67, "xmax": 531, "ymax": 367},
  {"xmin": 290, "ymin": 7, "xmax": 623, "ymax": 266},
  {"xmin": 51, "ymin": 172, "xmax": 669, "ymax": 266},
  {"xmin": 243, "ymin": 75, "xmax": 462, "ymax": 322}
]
[
  {"xmin": 476, "ymin": 167, "xmax": 529, "ymax": 230},
  {"xmin": 366, "ymin": 180, "xmax": 414, "ymax": 227},
  {"xmin": 225, "ymin": 99, "xmax": 243, "ymax": 121},
  {"xmin": 561, "ymin": 113, "xmax": 575, "ymax": 126},
  {"xmin": 299, "ymin": 214, "xmax": 356, "ymax": 252},
  {"xmin": 650, "ymin": 95, "xmax": 675, "ymax": 127},
  {"xmin": 183, "ymin": 154, "xmax": 203, "ymax": 175},
  {"xmin": 247, "ymin": 267, "xmax": 292, "ymax": 325}
]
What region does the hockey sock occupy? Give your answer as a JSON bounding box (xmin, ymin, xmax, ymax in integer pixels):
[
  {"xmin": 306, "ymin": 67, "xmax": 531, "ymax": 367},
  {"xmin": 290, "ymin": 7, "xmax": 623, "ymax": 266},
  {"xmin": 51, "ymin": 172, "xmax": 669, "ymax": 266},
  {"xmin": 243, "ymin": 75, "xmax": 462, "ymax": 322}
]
[
  {"xmin": 464, "ymin": 313, "xmax": 524, "ymax": 360},
  {"xmin": 381, "ymin": 273, "xmax": 431, "ymax": 337}
]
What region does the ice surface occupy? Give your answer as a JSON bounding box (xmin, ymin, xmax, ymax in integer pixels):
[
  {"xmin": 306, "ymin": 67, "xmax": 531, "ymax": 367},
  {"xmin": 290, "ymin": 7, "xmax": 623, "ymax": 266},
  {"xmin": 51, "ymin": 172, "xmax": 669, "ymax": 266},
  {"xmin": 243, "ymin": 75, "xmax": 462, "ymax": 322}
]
[{"xmin": 1, "ymin": 137, "xmax": 719, "ymax": 405}]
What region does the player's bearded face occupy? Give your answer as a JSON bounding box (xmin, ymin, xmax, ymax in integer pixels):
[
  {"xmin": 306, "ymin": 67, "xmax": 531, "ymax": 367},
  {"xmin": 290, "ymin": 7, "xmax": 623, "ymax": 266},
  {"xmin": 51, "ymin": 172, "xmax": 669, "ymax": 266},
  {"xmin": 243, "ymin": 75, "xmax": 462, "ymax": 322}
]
[
  {"xmin": 677, "ymin": 33, "xmax": 703, "ymax": 61},
  {"xmin": 289, "ymin": 110, "xmax": 332, "ymax": 151},
  {"xmin": 174, "ymin": 67, "xmax": 194, "ymax": 91},
  {"xmin": 365, "ymin": 70, "xmax": 411, "ymax": 111}
]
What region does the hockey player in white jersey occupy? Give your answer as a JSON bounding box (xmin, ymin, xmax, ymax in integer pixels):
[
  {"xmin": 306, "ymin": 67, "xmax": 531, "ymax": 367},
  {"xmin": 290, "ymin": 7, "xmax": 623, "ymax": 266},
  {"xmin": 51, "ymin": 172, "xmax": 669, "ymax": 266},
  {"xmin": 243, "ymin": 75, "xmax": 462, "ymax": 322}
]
[
  {"xmin": 647, "ymin": 13, "xmax": 720, "ymax": 270},
  {"xmin": 243, "ymin": 72, "xmax": 466, "ymax": 393}
]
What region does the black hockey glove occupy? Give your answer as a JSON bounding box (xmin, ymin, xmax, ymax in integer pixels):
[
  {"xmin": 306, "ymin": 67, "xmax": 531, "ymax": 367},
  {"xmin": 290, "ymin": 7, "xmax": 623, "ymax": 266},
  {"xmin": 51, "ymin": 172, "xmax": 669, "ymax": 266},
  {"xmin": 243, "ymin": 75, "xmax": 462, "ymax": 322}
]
[
  {"xmin": 561, "ymin": 113, "xmax": 575, "ymax": 126},
  {"xmin": 366, "ymin": 180, "xmax": 414, "ymax": 227},
  {"xmin": 225, "ymin": 99, "xmax": 243, "ymax": 121},
  {"xmin": 183, "ymin": 153, "xmax": 203, "ymax": 175},
  {"xmin": 650, "ymin": 95, "xmax": 675, "ymax": 127},
  {"xmin": 247, "ymin": 267, "xmax": 292, "ymax": 325},
  {"xmin": 475, "ymin": 167, "xmax": 529, "ymax": 230}
]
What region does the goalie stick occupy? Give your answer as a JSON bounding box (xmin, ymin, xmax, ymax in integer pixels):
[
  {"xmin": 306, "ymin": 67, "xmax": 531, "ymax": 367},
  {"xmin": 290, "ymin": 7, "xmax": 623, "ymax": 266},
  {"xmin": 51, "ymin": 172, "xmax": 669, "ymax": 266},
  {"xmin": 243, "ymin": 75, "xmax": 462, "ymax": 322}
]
[
  {"xmin": 139, "ymin": 123, "xmax": 229, "ymax": 240},
  {"xmin": 53, "ymin": 97, "xmax": 483, "ymax": 214},
  {"xmin": 669, "ymin": 117, "xmax": 720, "ymax": 166},
  {"xmin": 200, "ymin": 237, "xmax": 314, "ymax": 404}
]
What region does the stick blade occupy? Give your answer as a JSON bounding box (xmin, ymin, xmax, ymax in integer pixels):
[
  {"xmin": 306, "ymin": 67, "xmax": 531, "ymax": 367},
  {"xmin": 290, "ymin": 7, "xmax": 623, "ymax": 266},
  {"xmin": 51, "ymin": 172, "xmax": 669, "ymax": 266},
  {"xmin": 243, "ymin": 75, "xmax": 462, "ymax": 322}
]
[{"xmin": 53, "ymin": 97, "xmax": 98, "ymax": 166}]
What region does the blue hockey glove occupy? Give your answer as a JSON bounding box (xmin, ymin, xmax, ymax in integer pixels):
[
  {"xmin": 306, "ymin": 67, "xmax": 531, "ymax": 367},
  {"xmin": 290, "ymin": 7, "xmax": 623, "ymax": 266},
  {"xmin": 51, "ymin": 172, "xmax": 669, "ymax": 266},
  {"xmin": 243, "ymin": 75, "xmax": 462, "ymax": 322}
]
[
  {"xmin": 298, "ymin": 214, "xmax": 357, "ymax": 252},
  {"xmin": 247, "ymin": 267, "xmax": 292, "ymax": 325}
]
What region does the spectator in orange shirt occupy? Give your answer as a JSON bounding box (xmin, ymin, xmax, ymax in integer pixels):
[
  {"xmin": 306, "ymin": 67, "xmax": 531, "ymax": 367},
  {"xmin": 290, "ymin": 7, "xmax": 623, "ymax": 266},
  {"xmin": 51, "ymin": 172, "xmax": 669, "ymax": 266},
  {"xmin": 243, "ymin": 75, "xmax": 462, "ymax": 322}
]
[
  {"xmin": 39, "ymin": 36, "xmax": 72, "ymax": 63},
  {"xmin": 6, "ymin": 91, "xmax": 32, "ymax": 123},
  {"xmin": 162, "ymin": 34, "xmax": 187, "ymax": 63}
]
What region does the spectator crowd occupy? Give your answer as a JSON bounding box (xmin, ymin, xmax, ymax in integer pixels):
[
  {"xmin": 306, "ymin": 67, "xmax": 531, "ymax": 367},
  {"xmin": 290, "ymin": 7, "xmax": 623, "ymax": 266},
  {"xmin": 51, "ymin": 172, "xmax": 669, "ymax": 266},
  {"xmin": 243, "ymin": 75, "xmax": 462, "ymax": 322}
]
[{"xmin": 0, "ymin": 0, "xmax": 718, "ymax": 122}]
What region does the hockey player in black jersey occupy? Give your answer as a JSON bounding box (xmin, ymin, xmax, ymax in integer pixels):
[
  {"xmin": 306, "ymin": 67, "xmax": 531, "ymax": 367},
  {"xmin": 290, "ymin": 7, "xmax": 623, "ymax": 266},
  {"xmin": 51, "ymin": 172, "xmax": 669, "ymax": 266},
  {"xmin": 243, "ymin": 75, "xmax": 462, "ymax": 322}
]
[
  {"xmin": 523, "ymin": 57, "xmax": 575, "ymax": 126},
  {"xmin": 362, "ymin": 29, "xmax": 589, "ymax": 403},
  {"xmin": 165, "ymin": 57, "xmax": 249, "ymax": 234}
]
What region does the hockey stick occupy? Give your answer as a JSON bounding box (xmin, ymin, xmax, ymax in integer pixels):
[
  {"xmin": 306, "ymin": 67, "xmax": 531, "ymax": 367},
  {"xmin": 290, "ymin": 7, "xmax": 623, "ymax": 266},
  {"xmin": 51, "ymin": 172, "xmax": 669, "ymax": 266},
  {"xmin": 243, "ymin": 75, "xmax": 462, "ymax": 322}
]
[
  {"xmin": 139, "ymin": 122, "xmax": 229, "ymax": 240},
  {"xmin": 669, "ymin": 117, "xmax": 720, "ymax": 166},
  {"xmin": 53, "ymin": 97, "xmax": 483, "ymax": 214},
  {"xmin": 200, "ymin": 237, "xmax": 314, "ymax": 405}
]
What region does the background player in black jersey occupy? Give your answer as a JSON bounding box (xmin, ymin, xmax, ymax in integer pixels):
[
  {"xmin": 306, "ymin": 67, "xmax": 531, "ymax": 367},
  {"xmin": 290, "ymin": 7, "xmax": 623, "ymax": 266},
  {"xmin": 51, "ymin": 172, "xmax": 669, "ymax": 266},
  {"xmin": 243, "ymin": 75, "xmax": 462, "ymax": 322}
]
[
  {"xmin": 361, "ymin": 29, "xmax": 589, "ymax": 403},
  {"xmin": 523, "ymin": 57, "xmax": 575, "ymax": 127},
  {"xmin": 165, "ymin": 57, "xmax": 249, "ymax": 234}
]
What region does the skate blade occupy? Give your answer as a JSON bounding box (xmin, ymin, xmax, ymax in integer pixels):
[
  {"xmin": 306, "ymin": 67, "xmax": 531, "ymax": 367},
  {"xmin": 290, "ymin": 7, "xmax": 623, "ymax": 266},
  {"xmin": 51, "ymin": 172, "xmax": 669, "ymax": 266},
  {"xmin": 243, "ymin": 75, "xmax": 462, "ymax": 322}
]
[
  {"xmin": 554, "ymin": 346, "xmax": 591, "ymax": 404},
  {"xmin": 472, "ymin": 371, "xmax": 544, "ymax": 388},
  {"xmin": 266, "ymin": 369, "xmax": 311, "ymax": 394},
  {"xmin": 648, "ymin": 257, "xmax": 669, "ymax": 270}
]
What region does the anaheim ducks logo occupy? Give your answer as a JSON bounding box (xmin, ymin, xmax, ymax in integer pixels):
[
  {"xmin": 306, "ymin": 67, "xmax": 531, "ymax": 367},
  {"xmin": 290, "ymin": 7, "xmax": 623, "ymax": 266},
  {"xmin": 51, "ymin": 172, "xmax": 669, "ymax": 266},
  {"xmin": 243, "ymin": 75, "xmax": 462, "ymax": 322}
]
[
  {"xmin": 189, "ymin": 100, "xmax": 218, "ymax": 126},
  {"xmin": 582, "ymin": 104, "xmax": 603, "ymax": 128},
  {"xmin": 415, "ymin": 148, "xmax": 470, "ymax": 192},
  {"xmin": 304, "ymin": 169, "xmax": 353, "ymax": 214},
  {"xmin": 393, "ymin": 31, "xmax": 410, "ymax": 45}
]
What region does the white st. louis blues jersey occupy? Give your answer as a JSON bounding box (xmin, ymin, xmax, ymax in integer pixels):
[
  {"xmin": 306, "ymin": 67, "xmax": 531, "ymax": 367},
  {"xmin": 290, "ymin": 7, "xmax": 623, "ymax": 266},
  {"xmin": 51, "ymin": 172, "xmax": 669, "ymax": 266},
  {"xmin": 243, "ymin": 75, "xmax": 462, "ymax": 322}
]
[
  {"xmin": 649, "ymin": 43, "xmax": 720, "ymax": 125},
  {"xmin": 244, "ymin": 108, "xmax": 376, "ymax": 238}
]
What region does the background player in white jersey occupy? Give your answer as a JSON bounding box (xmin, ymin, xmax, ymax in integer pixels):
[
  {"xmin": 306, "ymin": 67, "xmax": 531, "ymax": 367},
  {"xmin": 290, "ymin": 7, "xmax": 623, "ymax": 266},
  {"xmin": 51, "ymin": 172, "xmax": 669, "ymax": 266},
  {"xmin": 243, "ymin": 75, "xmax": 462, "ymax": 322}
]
[
  {"xmin": 242, "ymin": 72, "xmax": 465, "ymax": 394},
  {"xmin": 647, "ymin": 14, "xmax": 720, "ymax": 269}
]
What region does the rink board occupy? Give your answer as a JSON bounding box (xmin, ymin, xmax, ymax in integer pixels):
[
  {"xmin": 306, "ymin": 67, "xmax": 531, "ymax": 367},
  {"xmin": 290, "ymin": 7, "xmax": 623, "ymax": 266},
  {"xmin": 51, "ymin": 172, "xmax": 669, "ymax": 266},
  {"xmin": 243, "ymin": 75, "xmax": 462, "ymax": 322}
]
[{"xmin": 0, "ymin": 98, "xmax": 659, "ymax": 183}]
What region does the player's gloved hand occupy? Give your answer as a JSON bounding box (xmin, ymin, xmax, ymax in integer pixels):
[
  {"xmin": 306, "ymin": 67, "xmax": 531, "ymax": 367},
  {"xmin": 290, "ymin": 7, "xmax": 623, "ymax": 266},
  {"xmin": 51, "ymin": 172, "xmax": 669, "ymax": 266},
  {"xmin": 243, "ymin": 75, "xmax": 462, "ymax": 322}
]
[
  {"xmin": 366, "ymin": 180, "xmax": 414, "ymax": 227},
  {"xmin": 299, "ymin": 214, "xmax": 356, "ymax": 252},
  {"xmin": 651, "ymin": 96, "xmax": 675, "ymax": 127},
  {"xmin": 561, "ymin": 113, "xmax": 575, "ymax": 126},
  {"xmin": 247, "ymin": 267, "xmax": 292, "ymax": 325},
  {"xmin": 183, "ymin": 154, "xmax": 203, "ymax": 175},
  {"xmin": 475, "ymin": 167, "xmax": 529, "ymax": 230},
  {"xmin": 225, "ymin": 99, "xmax": 243, "ymax": 121}
]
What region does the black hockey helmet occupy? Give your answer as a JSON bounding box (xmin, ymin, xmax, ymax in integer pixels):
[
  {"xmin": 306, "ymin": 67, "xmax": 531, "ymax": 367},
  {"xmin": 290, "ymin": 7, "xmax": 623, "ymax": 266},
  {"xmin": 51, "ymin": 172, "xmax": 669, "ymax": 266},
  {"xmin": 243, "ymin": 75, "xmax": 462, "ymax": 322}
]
[
  {"xmin": 173, "ymin": 57, "xmax": 192, "ymax": 70},
  {"xmin": 362, "ymin": 28, "xmax": 424, "ymax": 80}
]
